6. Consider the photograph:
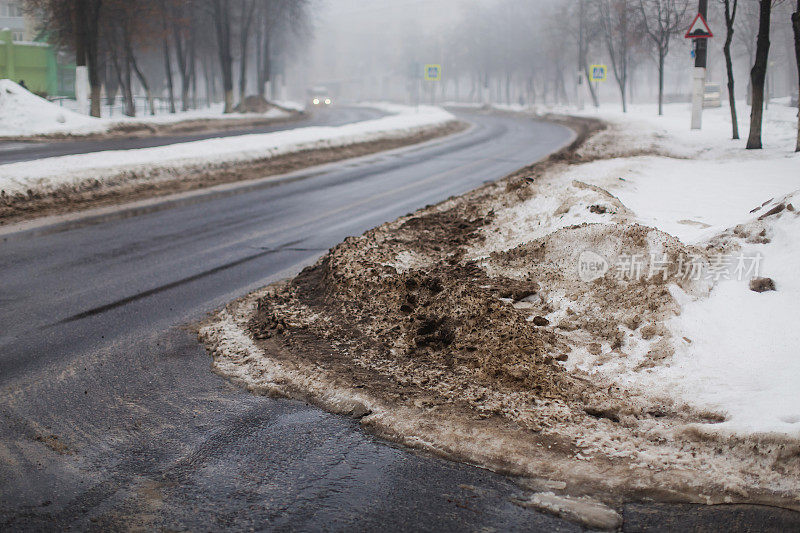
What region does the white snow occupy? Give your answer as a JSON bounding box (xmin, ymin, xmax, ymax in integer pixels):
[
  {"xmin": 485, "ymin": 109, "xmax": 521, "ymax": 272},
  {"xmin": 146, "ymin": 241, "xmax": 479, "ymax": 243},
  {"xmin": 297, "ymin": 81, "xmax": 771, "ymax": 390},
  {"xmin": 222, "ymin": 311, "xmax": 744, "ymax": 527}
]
[
  {"xmin": 272, "ymin": 100, "xmax": 306, "ymax": 112},
  {"xmin": 0, "ymin": 79, "xmax": 106, "ymax": 135},
  {"xmin": 652, "ymin": 200, "xmax": 800, "ymax": 436},
  {"xmin": 569, "ymin": 103, "xmax": 800, "ymax": 438},
  {"xmin": 482, "ymin": 100, "xmax": 800, "ymax": 439},
  {"xmin": 0, "ymin": 103, "xmax": 455, "ymax": 195},
  {"xmin": 0, "ymin": 79, "xmax": 291, "ymax": 137}
]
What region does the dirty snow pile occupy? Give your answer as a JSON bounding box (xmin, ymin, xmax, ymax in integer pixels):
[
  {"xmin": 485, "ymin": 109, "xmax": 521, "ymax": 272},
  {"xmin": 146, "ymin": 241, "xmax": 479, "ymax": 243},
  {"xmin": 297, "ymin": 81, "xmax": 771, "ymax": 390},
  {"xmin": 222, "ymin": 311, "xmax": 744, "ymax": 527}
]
[
  {"xmin": 475, "ymin": 100, "xmax": 800, "ymax": 440},
  {"xmin": 0, "ymin": 103, "xmax": 455, "ymax": 196},
  {"xmin": 0, "ymin": 79, "xmax": 290, "ymax": 137}
]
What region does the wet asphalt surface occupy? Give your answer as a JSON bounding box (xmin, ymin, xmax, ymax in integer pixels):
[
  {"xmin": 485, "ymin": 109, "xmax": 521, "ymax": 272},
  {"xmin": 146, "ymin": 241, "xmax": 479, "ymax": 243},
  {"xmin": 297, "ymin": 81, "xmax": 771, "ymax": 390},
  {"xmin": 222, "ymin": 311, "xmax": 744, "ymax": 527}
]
[{"xmin": 1, "ymin": 108, "xmax": 799, "ymax": 531}]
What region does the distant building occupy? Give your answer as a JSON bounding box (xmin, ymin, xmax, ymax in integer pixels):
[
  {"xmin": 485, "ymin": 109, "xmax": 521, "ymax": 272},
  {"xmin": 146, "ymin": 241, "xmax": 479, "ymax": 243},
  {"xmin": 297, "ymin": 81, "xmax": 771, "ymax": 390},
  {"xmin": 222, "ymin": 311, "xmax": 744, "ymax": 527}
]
[{"xmin": 0, "ymin": 0, "xmax": 33, "ymax": 42}]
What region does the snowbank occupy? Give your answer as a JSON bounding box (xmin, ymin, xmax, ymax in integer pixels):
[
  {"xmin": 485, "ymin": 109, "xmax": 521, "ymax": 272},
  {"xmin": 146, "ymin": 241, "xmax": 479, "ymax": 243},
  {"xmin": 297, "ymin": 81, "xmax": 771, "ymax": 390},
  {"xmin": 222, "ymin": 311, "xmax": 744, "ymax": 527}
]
[
  {"xmin": 198, "ymin": 100, "xmax": 800, "ymax": 504},
  {"xmin": 0, "ymin": 79, "xmax": 291, "ymax": 137},
  {"xmin": 651, "ymin": 194, "xmax": 800, "ymax": 436},
  {"xmin": 0, "ymin": 104, "xmax": 455, "ymax": 196},
  {"xmin": 478, "ymin": 100, "xmax": 800, "ymax": 439},
  {"xmin": 0, "ymin": 79, "xmax": 106, "ymax": 136}
]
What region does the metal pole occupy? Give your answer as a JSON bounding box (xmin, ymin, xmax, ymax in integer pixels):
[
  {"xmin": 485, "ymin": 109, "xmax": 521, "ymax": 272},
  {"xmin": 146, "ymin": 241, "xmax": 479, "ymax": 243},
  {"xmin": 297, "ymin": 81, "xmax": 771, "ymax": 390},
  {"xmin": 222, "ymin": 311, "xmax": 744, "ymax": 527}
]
[
  {"xmin": 577, "ymin": 0, "xmax": 585, "ymax": 110},
  {"xmin": 691, "ymin": 0, "xmax": 709, "ymax": 129}
]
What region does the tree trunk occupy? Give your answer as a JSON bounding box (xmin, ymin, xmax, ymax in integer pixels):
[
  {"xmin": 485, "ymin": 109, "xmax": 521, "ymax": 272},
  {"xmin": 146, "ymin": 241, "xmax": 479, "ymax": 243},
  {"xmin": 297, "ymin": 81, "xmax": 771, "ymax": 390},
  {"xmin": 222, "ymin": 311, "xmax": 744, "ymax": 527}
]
[
  {"xmin": 104, "ymin": 58, "xmax": 118, "ymax": 106},
  {"xmin": 557, "ymin": 69, "xmax": 569, "ymax": 105},
  {"xmin": 255, "ymin": 18, "xmax": 265, "ymax": 98},
  {"xmin": 189, "ymin": 24, "xmax": 197, "ymax": 110},
  {"xmin": 238, "ymin": 0, "xmax": 257, "ymax": 108},
  {"xmin": 107, "ymin": 28, "xmax": 134, "ymax": 117},
  {"xmin": 160, "ymin": 0, "xmax": 176, "ymax": 114},
  {"xmin": 125, "ymin": 29, "xmax": 155, "ymax": 116},
  {"xmin": 122, "ymin": 56, "xmax": 135, "ymax": 117},
  {"xmin": 747, "ymin": 0, "xmax": 772, "ymax": 150},
  {"xmin": 723, "ymin": 0, "xmax": 739, "ymax": 140},
  {"xmin": 204, "ymin": 58, "xmax": 213, "ymax": 107},
  {"xmin": 259, "ymin": 37, "xmax": 271, "ymax": 99},
  {"xmin": 468, "ymin": 74, "xmax": 476, "ymax": 103},
  {"xmin": 213, "ymin": 0, "xmax": 234, "ymax": 113},
  {"xmin": 163, "ymin": 36, "xmax": 176, "ymax": 114},
  {"xmin": 657, "ymin": 51, "xmax": 665, "ymax": 116},
  {"xmin": 85, "ymin": 0, "xmax": 103, "ymax": 117},
  {"xmin": 792, "ymin": 1, "xmax": 800, "ymax": 152},
  {"xmin": 238, "ymin": 46, "xmax": 248, "ymax": 108},
  {"xmin": 172, "ymin": 18, "xmax": 190, "ymax": 111},
  {"xmin": 583, "ymin": 63, "xmax": 599, "ymax": 107},
  {"xmin": 191, "ymin": 51, "xmax": 197, "ymax": 110}
]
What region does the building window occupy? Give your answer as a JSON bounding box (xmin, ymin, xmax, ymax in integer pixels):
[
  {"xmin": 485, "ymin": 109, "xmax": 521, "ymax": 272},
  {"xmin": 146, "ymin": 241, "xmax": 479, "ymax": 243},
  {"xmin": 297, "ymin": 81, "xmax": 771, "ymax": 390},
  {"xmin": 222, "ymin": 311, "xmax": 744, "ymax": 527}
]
[
  {"xmin": 13, "ymin": 31, "xmax": 24, "ymax": 41},
  {"xmin": 1, "ymin": 3, "xmax": 22, "ymax": 17}
]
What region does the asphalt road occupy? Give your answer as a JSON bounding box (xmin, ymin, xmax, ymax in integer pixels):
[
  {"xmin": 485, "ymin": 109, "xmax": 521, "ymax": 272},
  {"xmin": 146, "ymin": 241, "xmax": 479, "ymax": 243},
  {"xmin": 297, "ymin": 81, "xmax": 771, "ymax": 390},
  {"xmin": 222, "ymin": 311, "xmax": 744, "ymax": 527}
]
[
  {"xmin": 0, "ymin": 106, "xmax": 384, "ymax": 165},
  {"xmin": 1, "ymin": 109, "xmax": 798, "ymax": 532}
]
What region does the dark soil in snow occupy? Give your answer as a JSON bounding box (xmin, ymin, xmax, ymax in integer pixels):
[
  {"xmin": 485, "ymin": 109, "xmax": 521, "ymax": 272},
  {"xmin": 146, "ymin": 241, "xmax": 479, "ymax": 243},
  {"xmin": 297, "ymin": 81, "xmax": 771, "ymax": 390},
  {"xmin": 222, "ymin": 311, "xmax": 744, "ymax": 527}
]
[{"xmin": 203, "ymin": 113, "xmax": 800, "ymax": 514}]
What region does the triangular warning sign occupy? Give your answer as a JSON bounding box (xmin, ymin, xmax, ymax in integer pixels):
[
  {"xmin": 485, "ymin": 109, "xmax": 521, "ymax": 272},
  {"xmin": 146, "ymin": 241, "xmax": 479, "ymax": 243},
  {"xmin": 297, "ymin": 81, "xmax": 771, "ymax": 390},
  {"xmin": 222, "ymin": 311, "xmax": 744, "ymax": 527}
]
[{"xmin": 685, "ymin": 13, "xmax": 713, "ymax": 39}]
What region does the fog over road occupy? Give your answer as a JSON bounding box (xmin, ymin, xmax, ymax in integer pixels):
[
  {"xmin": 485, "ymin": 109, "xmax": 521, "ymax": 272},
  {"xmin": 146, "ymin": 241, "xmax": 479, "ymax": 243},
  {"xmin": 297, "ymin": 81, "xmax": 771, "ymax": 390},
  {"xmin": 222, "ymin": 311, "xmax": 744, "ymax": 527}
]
[{"xmin": 1, "ymin": 109, "xmax": 793, "ymax": 530}]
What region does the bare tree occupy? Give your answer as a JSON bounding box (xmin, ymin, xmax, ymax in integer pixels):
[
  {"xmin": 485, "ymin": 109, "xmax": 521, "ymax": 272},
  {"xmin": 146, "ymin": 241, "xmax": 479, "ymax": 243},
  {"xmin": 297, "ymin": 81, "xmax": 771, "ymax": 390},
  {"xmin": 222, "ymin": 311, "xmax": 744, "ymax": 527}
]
[
  {"xmin": 639, "ymin": 0, "xmax": 690, "ymax": 115},
  {"xmin": 169, "ymin": 0, "xmax": 197, "ymax": 111},
  {"xmin": 600, "ymin": 0, "xmax": 638, "ymax": 112},
  {"xmin": 160, "ymin": 0, "xmax": 177, "ymax": 113},
  {"xmin": 211, "ymin": 0, "xmax": 235, "ymax": 113},
  {"xmin": 102, "ymin": 0, "xmax": 159, "ymax": 117},
  {"xmin": 23, "ymin": 0, "xmax": 103, "ymax": 116},
  {"xmin": 104, "ymin": 14, "xmax": 135, "ymax": 116},
  {"xmin": 720, "ymin": 0, "xmax": 740, "ymax": 139},
  {"xmin": 747, "ymin": 0, "xmax": 774, "ymax": 149},
  {"xmin": 578, "ymin": 0, "xmax": 601, "ymax": 107},
  {"xmin": 237, "ymin": 0, "xmax": 258, "ymax": 107},
  {"xmin": 256, "ymin": 0, "xmax": 310, "ymax": 101},
  {"xmin": 793, "ymin": 0, "xmax": 800, "ymax": 151}
]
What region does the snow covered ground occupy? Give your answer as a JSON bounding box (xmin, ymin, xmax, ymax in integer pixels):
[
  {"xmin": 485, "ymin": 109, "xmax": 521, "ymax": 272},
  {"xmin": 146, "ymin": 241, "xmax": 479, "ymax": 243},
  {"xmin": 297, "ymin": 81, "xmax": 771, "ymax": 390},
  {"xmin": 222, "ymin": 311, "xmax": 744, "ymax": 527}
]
[
  {"xmin": 0, "ymin": 102, "xmax": 455, "ymax": 196},
  {"xmin": 476, "ymin": 100, "xmax": 800, "ymax": 439},
  {"xmin": 0, "ymin": 79, "xmax": 291, "ymax": 137}
]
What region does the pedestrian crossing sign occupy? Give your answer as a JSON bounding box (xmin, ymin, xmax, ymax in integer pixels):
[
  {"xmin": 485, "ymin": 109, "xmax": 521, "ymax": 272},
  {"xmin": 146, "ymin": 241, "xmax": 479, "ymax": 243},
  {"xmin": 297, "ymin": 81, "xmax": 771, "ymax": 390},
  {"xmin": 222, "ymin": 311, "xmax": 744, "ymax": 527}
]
[
  {"xmin": 424, "ymin": 64, "xmax": 442, "ymax": 81},
  {"xmin": 590, "ymin": 65, "xmax": 607, "ymax": 82}
]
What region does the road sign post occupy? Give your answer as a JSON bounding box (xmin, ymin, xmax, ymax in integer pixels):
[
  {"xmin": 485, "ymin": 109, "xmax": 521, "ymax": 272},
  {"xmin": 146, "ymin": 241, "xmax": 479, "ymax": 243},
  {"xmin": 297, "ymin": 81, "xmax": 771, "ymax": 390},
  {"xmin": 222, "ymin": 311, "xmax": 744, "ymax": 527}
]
[
  {"xmin": 422, "ymin": 64, "xmax": 441, "ymax": 106},
  {"xmin": 589, "ymin": 65, "xmax": 607, "ymax": 109},
  {"xmin": 686, "ymin": 0, "xmax": 712, "ymax": 130}
]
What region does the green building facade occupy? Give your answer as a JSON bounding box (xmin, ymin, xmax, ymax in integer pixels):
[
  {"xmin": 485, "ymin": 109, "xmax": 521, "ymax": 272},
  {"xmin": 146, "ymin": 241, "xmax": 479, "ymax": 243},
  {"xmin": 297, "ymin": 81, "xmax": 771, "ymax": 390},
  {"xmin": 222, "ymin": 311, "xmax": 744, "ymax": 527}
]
[{"xmin": 0, "ymin": 29, "xmax": 75, "ymax": 97}]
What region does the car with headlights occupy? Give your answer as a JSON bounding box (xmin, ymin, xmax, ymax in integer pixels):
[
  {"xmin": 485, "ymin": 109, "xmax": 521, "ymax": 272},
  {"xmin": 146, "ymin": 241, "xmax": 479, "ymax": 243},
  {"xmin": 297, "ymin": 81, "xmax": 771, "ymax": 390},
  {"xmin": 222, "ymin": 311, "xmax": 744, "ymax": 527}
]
[{"xmin": 308, "ymin": 86, "xmax": 333, "ymax": 106}]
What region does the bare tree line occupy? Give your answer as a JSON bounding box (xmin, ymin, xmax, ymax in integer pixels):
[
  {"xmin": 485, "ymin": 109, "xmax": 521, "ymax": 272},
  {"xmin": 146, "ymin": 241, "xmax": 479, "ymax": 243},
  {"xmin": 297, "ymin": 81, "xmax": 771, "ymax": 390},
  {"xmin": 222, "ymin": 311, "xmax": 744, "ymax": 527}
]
[
  {"xmin": 24, "ymin": 0, "xmax": 310, "ymax": 117},
  {"xmin": 20, "ymin": 0, "xmax": 800, "ymax": 150},
  {"xmin": 427, "ymin": 0, "xmax": 799, "ymax": 149}
]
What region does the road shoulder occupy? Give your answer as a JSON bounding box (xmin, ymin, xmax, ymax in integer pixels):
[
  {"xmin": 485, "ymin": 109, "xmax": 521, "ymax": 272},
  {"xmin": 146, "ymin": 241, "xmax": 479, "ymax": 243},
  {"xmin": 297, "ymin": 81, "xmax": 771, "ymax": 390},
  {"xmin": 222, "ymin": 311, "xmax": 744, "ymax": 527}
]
[
  {"xmin": 0, "ymin": 120, "xmax": 466, "ymax": 227},
  {"xmin": 200, "ymin": 111, "xmax": 800, "ymax": 527}
]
